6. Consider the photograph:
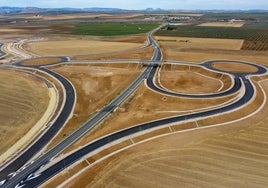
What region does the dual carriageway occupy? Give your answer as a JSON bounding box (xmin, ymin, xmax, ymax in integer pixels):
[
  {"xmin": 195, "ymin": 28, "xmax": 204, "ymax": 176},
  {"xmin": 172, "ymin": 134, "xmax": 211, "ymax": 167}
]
[{"xmin": 0, "ymin": 27, "xmax": 267, "ymax": 187}]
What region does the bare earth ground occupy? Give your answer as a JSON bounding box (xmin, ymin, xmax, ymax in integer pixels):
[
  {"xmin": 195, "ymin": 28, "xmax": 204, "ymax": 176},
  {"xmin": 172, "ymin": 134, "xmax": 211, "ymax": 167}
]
[
  {"xmin": 40, "ymin": 13, "xmax": 142, "ymax": 21},
  {"xmin": 155, "ymin": 36, "xmax": 243, "ymax": 51},
  {"xmin": 50, "ymin": 79, "xmax": 268, "ymax": 188},
  {"xmin": 20, "ymin": 57, "xmax": 63, "ymax": 66},
  {"xmin": 0, "ymin": 26, "xmax": 35, "ymax": 40},
  {"xmin": 0, "ymin": 68, "xmax": 49, "ymax": 155},
  {"xmin": 156, "ymin": 36, "xmax": 268, "ymax": 67},
  {"xmin": 101, "ymin": 35, "xmax": 147, "ymax": 43},
  {"xmin": 211, "ymin": 61, "xmax": 258, "ymax": 73},
  {"xmin": 159, "ymin": 71, "xmax": 222, "ymax": 94},
  {"xmin": 70, "ymin": 34, "xmax": 153, "ymax": 60},
  {"xmin": 26, "ymin": 36, "xmax": 147, "ymax": 56},
  {"xmin": 198, "ymin": 22, "xmax": 245, "ymax": 27},
  {"xmin": 158, "ymin": 63, "xmax": 233, "ymax": 93},
  {"xmin": 158, "ymin": 67, "xmax": 223, "ymax": 94},
  {"xmin": 72, "ymin": 46, "xmax": 154, "ymax": 61},
  {"xmin": 63, "ymin": 78, "xmax": 238, "ymax": 155},
  {"xmin": 46, "ymin": 63, "xmax": 142, "ymax": 149}
]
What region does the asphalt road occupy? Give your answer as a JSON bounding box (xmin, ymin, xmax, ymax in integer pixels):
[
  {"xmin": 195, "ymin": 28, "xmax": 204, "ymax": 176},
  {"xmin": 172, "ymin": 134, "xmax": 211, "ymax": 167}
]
[
  {"xmin": 0, "ymin": 43, "xmax": 5, "ymax": 57},
  {"xmin": 12, "ymin": 57, "xmax": 69, "ymax": 67},
  {"xmin": 2, "ymin": 26, "xmax": 267, "ymax": 187},
  {"xmin": 0, "ymin": 67, "xmax": 76, "ymax": 182},
  {"xmin": 147, "ymin": 59, "xmax": 267, "ymax": 98},
  {"xmin": 203, "ymin": 60, "xmax": 267, "ymax": 76},
  {"xmin": 2, "ymin": 30, "xmax": 161, "ymax": 188},
  {"xmin": 6, "ymin": 33, "xmax": 268, "ymax": 187},
  {"xmin": 22, "ymin": 63, "xmax": 266, "ymax": 188},
  {"xmin": 146, "ymin": 62, "xmax": 242, "ymax": 98}
]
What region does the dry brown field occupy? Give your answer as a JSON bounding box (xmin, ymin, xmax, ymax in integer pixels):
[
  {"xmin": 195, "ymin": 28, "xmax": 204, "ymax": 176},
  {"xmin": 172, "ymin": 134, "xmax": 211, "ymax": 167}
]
[
  {"xmin": 155, "ymin": 36, "xmax": 243, "ymax": 51},
  {"xmin": 101, "ymin": 35, "xmax": 147, "ymax": 43},
  {"xmin": 211, "ymin": 61, "xmax": 259, "ymax": 73},
  {"xmin": 63, "ymin": 76, "xmax": 238, "ymax": 154},
  {"xmin": 46, "ymin": 63, "xmax": 142, "ymax": 148},
  {"xmin": 0, "ymin": 28, "xmax": 25, "ymax": 33},
  {"xmin": 0, "ymin": 26, "xmax": 44, "ymax": 38},
  {"xmin": 72, "ymin": 46, "xmax": 154, "ymax": 61},
  {"xmin": 52, "ymin": 79, "xmax": 268, "ymax": 188},
  {"xmin": 157, "ymin": 36, "xmax": 268, "ymax": 67},
  {"xmin": 20, "ymin": 57, "xmax": 63, "ymax": 66},
  {"xmin": 198, "ymin": 22, "xmax": 245, "ymax": 27},
  {"xmin": 158, "ymin": 64, "xmax": 225, "ymax": 94},
  {"xmin": 0, "ymin": 68, "xmax": 49, "ymax": 155},
  {"xmin": 26, "ymin": 36, "xmax": 146, "ymax": 56},
  {"xmin": 159, "ymin": 71, "xmax": 222, "ymax": 94},
  {"xmin": 40, "ymin": 13, "xmax": 142, "ymax": 21}
]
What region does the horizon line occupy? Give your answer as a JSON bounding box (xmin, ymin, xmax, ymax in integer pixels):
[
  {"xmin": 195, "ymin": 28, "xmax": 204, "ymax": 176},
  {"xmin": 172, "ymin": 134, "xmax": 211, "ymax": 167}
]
[{"xmin": 0, "ymin": 6, "xmax": 267, "ymax": 11}]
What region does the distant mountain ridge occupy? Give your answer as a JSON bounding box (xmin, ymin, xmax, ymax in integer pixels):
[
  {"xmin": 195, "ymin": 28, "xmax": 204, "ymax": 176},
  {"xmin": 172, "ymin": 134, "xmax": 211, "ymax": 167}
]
[
  {"xmin": 0, "ymin": 6, "xmax": 267, "ymax": 15},
  {"xmin": 0, "ymin": 7, "xmax": 122, "ymax": 15}
]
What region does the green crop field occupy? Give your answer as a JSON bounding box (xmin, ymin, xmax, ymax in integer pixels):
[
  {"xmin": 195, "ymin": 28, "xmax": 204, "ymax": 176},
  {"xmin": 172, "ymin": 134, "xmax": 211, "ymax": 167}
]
[
  {"xmin": 66, "ymin": 23, "xmax": 159, "ymax": 36},
  {"xmin": 156, "ymin": 23, "xmax": 268, "ymax": 51}
]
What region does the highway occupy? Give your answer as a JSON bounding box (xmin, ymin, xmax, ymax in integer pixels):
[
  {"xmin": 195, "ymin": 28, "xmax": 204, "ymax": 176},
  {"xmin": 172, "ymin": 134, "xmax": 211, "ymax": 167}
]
[
  {"xmin": 4, "ymin": 28, "xmax": 268, "ymax": 187},
  {"xmin": 0, "ymin": 43, "xmax": 5, "ymax": 57},
  {"xmin": 1, "ymin": 30, "xmax": 162, "ymax": 188},
  {"xmin": 2, "ymin": 24, "xmax": 267, "ymax": 187},
  {"xmin": 0, "ymin": 67, "xmax": 76, "ymax": 182}
]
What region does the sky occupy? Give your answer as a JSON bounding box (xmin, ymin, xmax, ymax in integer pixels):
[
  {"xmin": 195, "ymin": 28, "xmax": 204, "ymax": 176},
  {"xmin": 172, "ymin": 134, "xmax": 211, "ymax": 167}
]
[{"xmin": 0, "ymin": 0, "xmax": 267, "ymax": 10}]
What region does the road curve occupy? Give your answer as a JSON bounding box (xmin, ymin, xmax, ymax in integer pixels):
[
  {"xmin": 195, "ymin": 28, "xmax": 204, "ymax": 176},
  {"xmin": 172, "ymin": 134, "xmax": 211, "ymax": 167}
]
[
  {"xmin": 0, "ymin": 43, "xmax": 5, "ymax": 57},
  {"xmin": 0, "ymin": 67, "xmax": 76, "ymax": 180},
  {"xmin": 21, "ymin": 61, "xmax": 267, "ymax": 188},
  {"xmin": 3, "ymin": 24, "xmax": 267, "ymax": 187},
  {"xmin": 146, "ymin": 63, "xmax": 242, "ymax": 98},
  {"xmin": 10, "ymin": 49, "xmax": 267, "ymax": 188},
  {"xmin": 2, "ymin": 29, "xmax": 162, "ymax": 188},
  {"xmin": 203, "ymin": 59, "xmax": 267, "ymax": 76}
]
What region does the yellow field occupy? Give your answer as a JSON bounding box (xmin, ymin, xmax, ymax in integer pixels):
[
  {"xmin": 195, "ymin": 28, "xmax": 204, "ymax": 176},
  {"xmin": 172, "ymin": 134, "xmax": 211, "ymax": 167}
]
[
  {"xmin": 27, "ymin": 38, "xmax": 145, "ymax": 56},
  {"xmin": 198, "ymin": 22, "xmax": 245, "ymax": 27},
  {"xmin": 0, "ymin": 29, "xmax": 24, "ymax": 32},
  {"xmin": 155, "ymin": 36, "xmax": 243, "ymax": 51},
  {"xmin": 0, "ymin": 68, "xmax": 49, "ymax": 155},
  {"xmin": 212, "ymin": 61, "xmax": 258, "ymax": 73},
  {"xmin": 41, "ymin": 13, "xmax": 142, "ymax": 21},
  {"xmin": 158, "ymin": 65, "xmax": 223, "ymax": 94},
  {"xmin": 157, "ymin": 37, "xmax": 268, "ymax": 66},
  {"xmin": 72, "ymin": 46, "xmax": 154, "ymax": 61},
  {"xmin": 21, "ymin": 57, "xmax": 63, "ymax": 66}
]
